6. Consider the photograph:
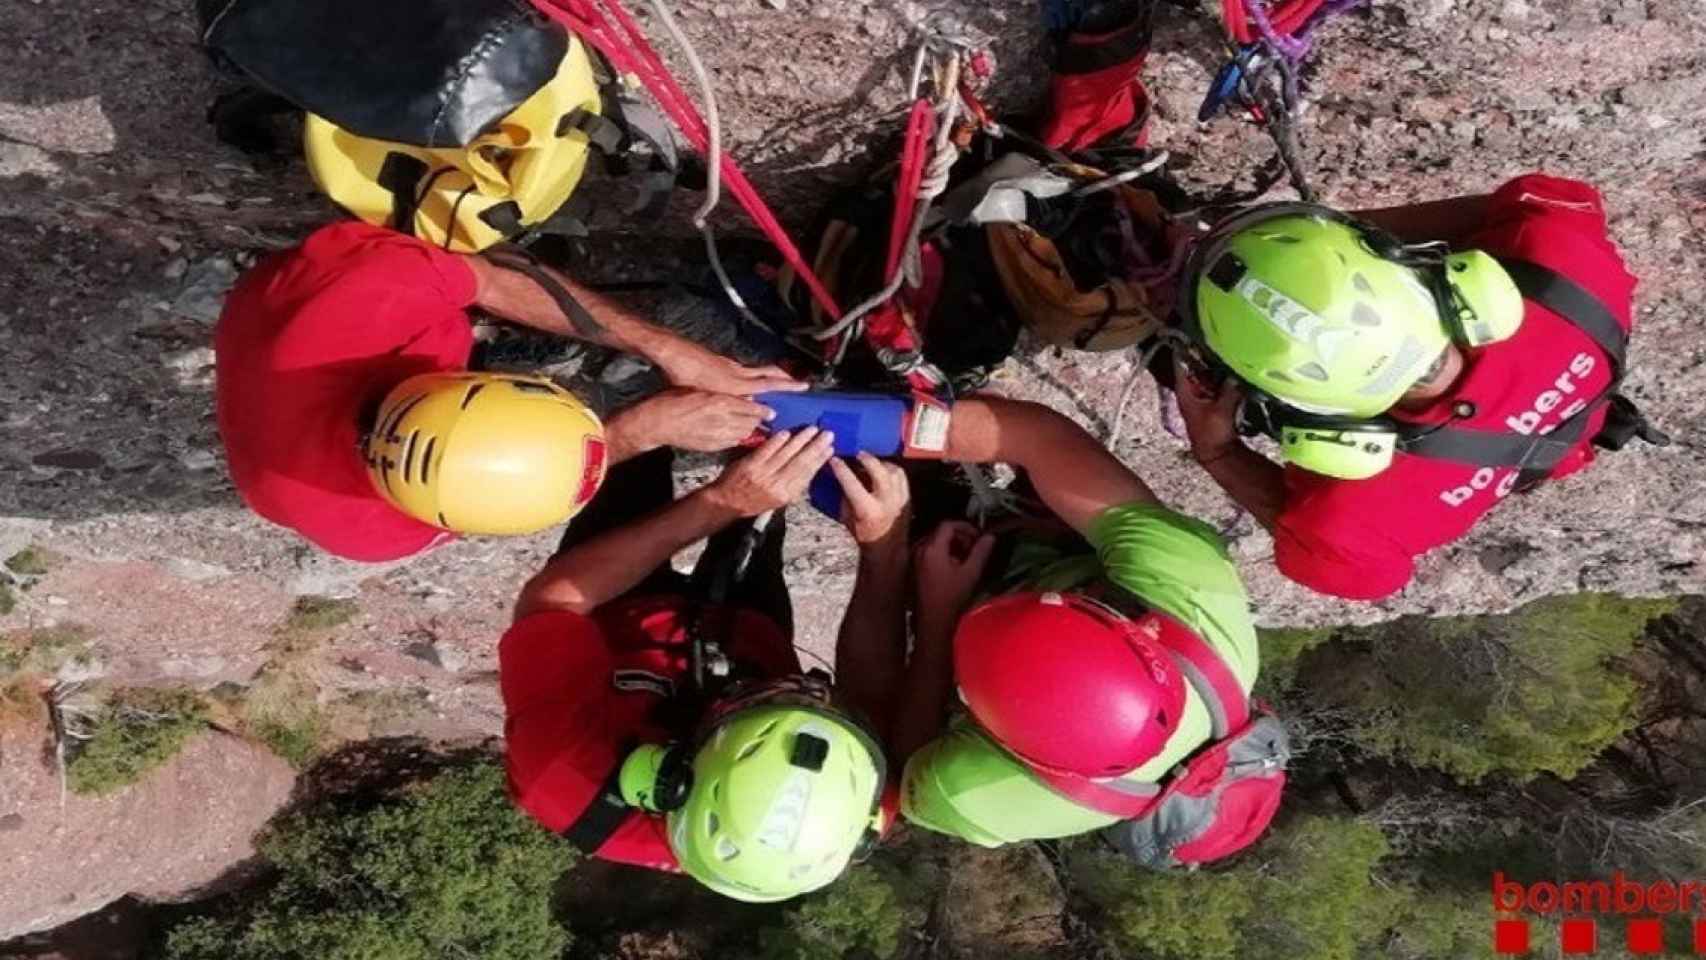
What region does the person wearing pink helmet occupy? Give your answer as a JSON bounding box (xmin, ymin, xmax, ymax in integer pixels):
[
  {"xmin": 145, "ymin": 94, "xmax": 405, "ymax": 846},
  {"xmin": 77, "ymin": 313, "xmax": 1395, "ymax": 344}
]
[{"xmin": 875, "ymin": 397, "xmax": 1286, "ymax": 865}]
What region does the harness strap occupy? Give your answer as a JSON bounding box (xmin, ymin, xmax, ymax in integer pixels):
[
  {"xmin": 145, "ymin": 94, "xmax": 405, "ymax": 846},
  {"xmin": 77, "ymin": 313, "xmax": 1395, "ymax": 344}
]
[
  {"xmin": 1396, "ymin": 257, "xmax": 1636, "ymax": 486},
  {"xmin": 557, "ymin": 106, "xmax": 627, "ymax": 153},
  {"xmin": 376, "ymin": 152, "xmax": 430, "ymax": 237},
  {"xmin": 561, "ymin": 755, "xmax": 633, "ymax": 853},
  {"xmin": 481, "ymin": 245, "xmax": 608, "ymax": 340},
  {"xmin": 1497, "ymin": 258, "xmax": 1627, "ymax": 373},
  {"xmin": 1398, "ymin": 416, "xmax": 1589, "ymax": 468},
  {"xmin": 1029, "ymin": 763, "xmax": 1162, "ymax": 820},
  {"xmin": 1144, "ymin": 610, "xmax": 1250, "ymax": 738}
]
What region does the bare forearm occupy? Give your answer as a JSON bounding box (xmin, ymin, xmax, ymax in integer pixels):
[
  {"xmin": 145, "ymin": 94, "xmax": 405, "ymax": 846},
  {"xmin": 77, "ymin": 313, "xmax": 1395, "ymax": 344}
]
[
  {"xmin": 1351, "ymin": 194, "xmax": 1492, "ymax": 246},
  {"xmin": 832, "ymin": 540, "xmax": 911, "ymax": 742},
  {"xmin": 467, "ymin": 253, "xmax": 680, "ymax": 358},
  {"xmin": 514, "ymin": 488, "xmax": 740, "ymax": 619},
  {"xmin": 1196, "ymin": 442, "xmax": 1287, "ymax": 530},
  {"xmin": 889, "ymin": 618, "xmax": 956, "ymax": 766},
  {"xmin": 945, "ymin": 396, "xmax": 1156, "ymax": 533},
  {"xmin": 602, "ymin": 404, "xmax": 661, "ymax": 466}
]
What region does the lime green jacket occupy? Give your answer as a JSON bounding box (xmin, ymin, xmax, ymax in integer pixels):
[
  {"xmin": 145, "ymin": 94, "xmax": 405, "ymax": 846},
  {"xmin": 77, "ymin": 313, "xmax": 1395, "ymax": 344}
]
[{"xmin": 899, "ymin": 502, "xmax": 1260, "ymax": 846}]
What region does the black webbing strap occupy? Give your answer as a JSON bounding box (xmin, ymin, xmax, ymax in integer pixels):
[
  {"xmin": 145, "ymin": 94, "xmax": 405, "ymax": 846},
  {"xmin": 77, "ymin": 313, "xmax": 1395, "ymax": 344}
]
[
  {"xmin": 561, "ymin": 756, "xmax": 632, "ymax": 854},
  {"xmin": 1496, "ymin": 258, "xmax": 1627, "ymax": 373},
  {"xmin": 557, "ymin": 107, "xmax": 626, "ymax": 153},
  {"xmin": 377, "ymin": 153, "xmax": 431, "ymax": 237},
  {"xmin": 480, "ymin": 245, "xmax": 608, "ymax": 340},
  {"xmin": 1396, "ymin": 257, "xmax": 1634, "ymax": 486},
  {"xmin": 1399, "ymin": 413, "xmax": 1591, "ymax": 472}
]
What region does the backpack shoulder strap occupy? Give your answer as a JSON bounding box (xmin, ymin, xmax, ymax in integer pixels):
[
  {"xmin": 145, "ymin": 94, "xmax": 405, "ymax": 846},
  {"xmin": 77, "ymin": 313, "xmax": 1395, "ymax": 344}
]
[
  {"xmin": 1142, "ymin": 611, "xmax": 1250, "ymax": 738},
  {"xmin": 1394, "ymin": 256, "xmax": 1634, "ymax": 481},
  {"xmin": 560, "ymin": 755, "xmax": 635, "ymax": 854},
  {"xmin": 1396, "ymin": 417, "xmax": 1591, "ymax": 471},
  {"xmin": 1495, "ymin": 257, "xmax": 1627, "ymax": 374}
]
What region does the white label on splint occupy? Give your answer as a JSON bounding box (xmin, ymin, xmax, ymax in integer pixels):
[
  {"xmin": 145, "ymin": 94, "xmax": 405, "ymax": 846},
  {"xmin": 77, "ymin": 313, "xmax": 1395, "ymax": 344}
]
[{"xmin": 908, "ymin": 401, "xmax": 952, "ymax": 453}]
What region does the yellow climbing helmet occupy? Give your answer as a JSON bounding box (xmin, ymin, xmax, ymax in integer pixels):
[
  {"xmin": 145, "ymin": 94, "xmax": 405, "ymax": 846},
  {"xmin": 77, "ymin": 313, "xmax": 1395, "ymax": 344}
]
[
  {"xmin": 363, "ymin": 372, "xmax": 607, "ymax": 535},
  {"xmin": 304, "ymin": 37, "xmax": 606, "ymax": 253}
]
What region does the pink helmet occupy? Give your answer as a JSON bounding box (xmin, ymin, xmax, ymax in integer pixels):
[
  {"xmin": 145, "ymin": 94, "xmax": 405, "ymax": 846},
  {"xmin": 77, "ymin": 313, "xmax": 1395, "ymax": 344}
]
[{"xmin": 954, "ymin": 592, "xmax": 1188, "ymax": 783}]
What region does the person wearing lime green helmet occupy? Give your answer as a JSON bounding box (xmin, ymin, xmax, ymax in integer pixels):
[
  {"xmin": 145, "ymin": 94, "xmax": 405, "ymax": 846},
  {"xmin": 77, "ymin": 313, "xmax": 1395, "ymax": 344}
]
[
  {"xmin": 1172, "ymin": 174, "xmax": 1662, "ymax": 600},
  {"xmin": 500, "ymin": 421, "xmax": 917, "ymax": 901}
]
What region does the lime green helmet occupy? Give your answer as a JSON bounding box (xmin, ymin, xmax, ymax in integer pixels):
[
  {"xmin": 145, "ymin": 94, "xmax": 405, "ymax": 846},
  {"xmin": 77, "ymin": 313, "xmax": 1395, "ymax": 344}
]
[
  {"xmin": 665, "ymin": 695, "xmax": 885, "ymax": 902},
  {"xmin": 1185, "ymin": 203, "xmax": 1522, "ymax": 418}
]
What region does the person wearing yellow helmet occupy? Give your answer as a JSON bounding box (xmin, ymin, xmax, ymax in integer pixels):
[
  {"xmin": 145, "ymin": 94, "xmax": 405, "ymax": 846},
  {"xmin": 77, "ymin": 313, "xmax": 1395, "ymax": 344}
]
[
  {"xmin": 1172, "ymin": 175, "xmax": 1658, "ymax": 600},
  {"xmin": 500, "ymin": 424, "xmax": 915, "ymax": 901},
  {"xmin": 215, "ymin": 221, "xmax": 804, "ymax": 562}
]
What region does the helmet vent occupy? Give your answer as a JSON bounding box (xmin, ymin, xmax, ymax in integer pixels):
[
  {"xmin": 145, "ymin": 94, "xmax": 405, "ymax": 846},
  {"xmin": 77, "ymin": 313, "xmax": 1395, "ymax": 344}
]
[
  {"xmin": 419, "ymin": 438, "xmax": 436, "ymax": 485},
  {"xmin": 460, "ymin": 383, "xmax": 487, "ymax": 409},
  {"xmin": 715, "ymin": 837, "xmax": 740, "ymax": 861},
  {"xmin": 1351, "ymin": 302, "xmax": 1384, "ymax": 328},
  {"xmin": 384, "ymin": 393, "xmax": 429, "ymax": 439},
  {"xmin": 402, "ymin": 430, "xmax": 421, "ymax": 483},
  {"xmin": 511, "ymin": 380, "xmax": 556, "ymax": 395},
  {"xmin": 1295, "ymin": 362, "xmax": 1330, "ymax": 382},
  {"xmin": 736, "ymin": 740, "xmax": 764, "ymax": 762},
  {"xmin": 1259, "ymin": 232, "xmax": 1302, "ymax": 244},
  {"xmin": 1352, "ymin": 272, "xmax": 1376, "ymax": 296},
  {"xmin": 1266, "ymin": 370, "xmax": 1293, "ymax": 383}
]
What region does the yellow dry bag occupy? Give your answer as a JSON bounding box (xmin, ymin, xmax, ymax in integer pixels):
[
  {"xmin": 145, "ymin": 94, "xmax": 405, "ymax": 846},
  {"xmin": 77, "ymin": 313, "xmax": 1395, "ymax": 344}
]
[{"xmin": 304, "ymin": 38, "xmax": 608, "ymax": 253}]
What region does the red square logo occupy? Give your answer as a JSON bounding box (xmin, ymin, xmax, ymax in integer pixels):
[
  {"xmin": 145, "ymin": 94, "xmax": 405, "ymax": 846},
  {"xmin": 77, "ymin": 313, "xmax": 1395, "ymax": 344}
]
[
  {"xmin": 1626, "ymin": 918, "xmax": 1663, "ymax": 954},
  {"xmin": 1561, "ymin": 918, "xmax": 1597, "ymax": 954},
  {"xmin": 1495, "ymin": 919, "xmax": 1530, "ymax": 955}
]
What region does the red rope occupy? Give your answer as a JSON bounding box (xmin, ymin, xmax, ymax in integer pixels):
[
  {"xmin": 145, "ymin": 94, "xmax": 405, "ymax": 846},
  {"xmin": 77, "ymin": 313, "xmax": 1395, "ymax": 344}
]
[
  {"xmin": 531, "ymin": 0, "xmax": 844, "ymax": 321},
  {"xmin": 885, "ymin": 101, "xmax": 934, "ymax": 281}
]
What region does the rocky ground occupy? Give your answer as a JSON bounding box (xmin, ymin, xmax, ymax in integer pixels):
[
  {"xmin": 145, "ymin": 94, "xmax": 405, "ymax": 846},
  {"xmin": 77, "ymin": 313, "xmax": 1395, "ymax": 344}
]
[{"xmin": 1, "ymin": 0, "xmax": 1703, "ymax": 943}]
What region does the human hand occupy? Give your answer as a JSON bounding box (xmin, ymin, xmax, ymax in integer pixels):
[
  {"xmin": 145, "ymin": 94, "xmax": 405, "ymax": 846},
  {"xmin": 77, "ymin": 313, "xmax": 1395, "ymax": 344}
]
[
  {"xmin": 703, "ymin": 427, "xmax": 836, "ymax": 518},
  {"xmin": 610, "ymin": 388, "xmax": 774, "ymax": 454},
  {"xmin": 1173, "ymin": 355, "xmax": 1243, "ymax": 464},
  {"xmin": 913, "ymin": 521, "xmax": 995, "ymax": 636},
  {"xmin": 827, "ymin": 453, "xmax": 911, "ymax": 548},
  {"xmin": 652, "ymin": 334, "xmax": 805, "ymax": 396}
]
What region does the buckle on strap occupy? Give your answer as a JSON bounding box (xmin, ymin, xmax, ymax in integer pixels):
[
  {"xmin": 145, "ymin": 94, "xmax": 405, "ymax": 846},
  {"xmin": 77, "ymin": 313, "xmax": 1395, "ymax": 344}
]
[
  {"xmin": 557, "ymin": 107, "xmax": 627, "ymax": 153},
  {"xmin": 1595, "ymin": 393, "xmax": 1671, "ymax": 451}
]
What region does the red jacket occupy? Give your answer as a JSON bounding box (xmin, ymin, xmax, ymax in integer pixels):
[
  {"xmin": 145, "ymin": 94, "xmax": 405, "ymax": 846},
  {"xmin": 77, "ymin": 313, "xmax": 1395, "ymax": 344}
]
[
  {"xmin": 500, "ymin": 597, "xmax": 800, "ymax": 870},
  {"xmin": 214, "ymin": 223, "xmax": 477, "ymax": 562},
  {"xmin": 1273, "ymin": 175, "xmax": 1637, "ymax": 600}
]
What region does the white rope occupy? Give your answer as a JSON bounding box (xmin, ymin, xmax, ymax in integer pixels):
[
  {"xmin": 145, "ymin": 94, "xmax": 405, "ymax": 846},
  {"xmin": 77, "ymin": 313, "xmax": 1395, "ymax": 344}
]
[
  {"xmin": 1068, "ymin": 150, "xmax": 1170, "ymax": 198},
  {"xmin": 1107, "ymin": 329, "xmax": 1190, "ymax": 448},
  {"xmin": 644, "ymin": 0, "xmax": 764, "ymax": 326},
  {"xmin": 811, "ymin": 49, "xmax": 965, "ymax": 356}
]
